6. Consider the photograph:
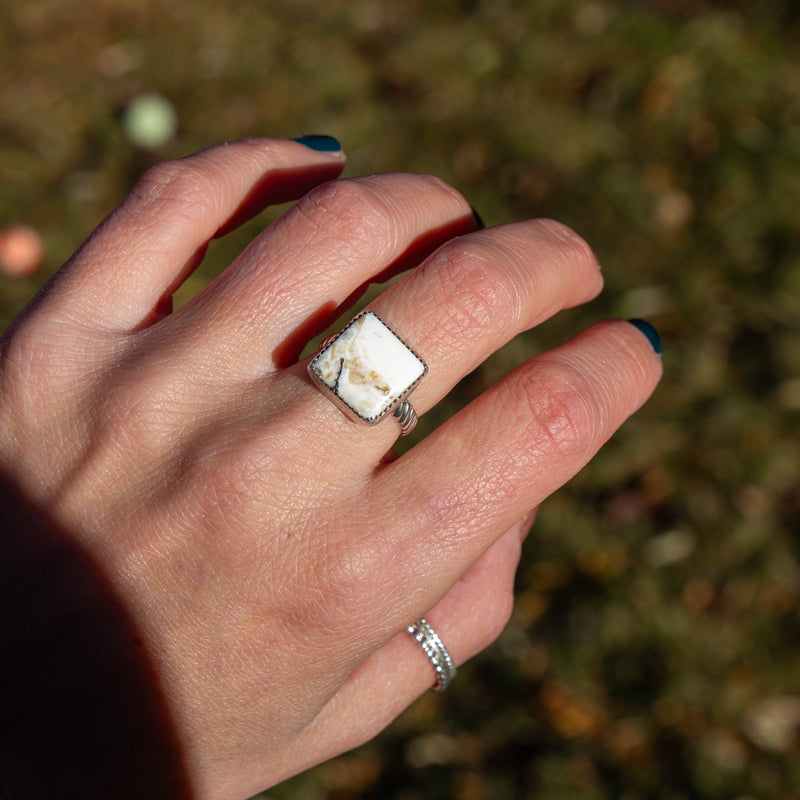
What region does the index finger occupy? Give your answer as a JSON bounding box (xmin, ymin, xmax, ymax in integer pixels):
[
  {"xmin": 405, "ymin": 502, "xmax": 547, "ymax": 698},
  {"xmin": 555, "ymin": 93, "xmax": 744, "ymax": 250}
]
[{"xmin": 43, "ymin": 137, "xmax": 346, "ymax": 331}]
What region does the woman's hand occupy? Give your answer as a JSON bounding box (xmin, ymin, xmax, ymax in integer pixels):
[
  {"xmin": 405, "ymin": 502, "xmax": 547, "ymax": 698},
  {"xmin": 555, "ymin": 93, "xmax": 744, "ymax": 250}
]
[{"xmin": 0, "ymin": 137, "xmax": 661, "ymax": 799}]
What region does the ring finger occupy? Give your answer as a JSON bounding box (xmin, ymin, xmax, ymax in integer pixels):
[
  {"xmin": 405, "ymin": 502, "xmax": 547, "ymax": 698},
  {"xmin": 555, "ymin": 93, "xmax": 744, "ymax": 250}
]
[{"xmin": 287, "ymin": 215, "xmax": 604, "ymax": 463}]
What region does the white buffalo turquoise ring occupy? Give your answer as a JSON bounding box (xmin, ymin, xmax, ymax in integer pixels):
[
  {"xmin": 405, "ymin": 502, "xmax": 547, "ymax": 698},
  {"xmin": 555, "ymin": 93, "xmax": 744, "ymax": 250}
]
[{"xmin": 308, "ymin": 310, "xmax": 427, "ymax": 436}]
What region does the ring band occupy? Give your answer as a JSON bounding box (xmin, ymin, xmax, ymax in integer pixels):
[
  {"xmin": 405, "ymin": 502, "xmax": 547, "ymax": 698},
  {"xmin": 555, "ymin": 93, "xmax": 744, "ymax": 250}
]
[
  {"xmin": 407, "ymin": 618, "xmax": 457, "ymax": 692},
  {"xmin": 308, "ymin": 310, "xmax": 427, "ymax": 436},
  {"xmin": 392, "ymin": 399, "xmax": 418, "ymax": 436}
]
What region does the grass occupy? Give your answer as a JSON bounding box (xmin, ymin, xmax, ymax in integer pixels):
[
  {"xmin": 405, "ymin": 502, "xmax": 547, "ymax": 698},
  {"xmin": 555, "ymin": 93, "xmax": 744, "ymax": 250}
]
[{"xmin": 2, "ymin": 1, "xmax": 800, "ymax": 797}]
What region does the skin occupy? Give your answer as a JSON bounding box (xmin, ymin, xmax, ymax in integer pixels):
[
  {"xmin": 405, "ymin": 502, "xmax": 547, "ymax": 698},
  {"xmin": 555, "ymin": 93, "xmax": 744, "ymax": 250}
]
[{"xmin": 0, "ymin": 138, "xmax": 662, "ymax": 799}]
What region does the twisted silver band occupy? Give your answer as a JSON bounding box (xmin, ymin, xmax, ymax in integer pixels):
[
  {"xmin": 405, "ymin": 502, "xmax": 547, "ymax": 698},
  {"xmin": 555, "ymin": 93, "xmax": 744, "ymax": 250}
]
[
  {"xmin": 392, "ymin": 399, "xmax": 418, "ymax": 436},
  {"xmin": 407, "ymin": 618, "xmax": 456, "ymax": 692}
]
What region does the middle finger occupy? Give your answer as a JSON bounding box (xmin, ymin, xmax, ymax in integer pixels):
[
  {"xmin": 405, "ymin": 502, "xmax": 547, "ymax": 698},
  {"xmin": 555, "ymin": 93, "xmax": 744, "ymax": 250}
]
[{"xmin": 167, "ymin": 173, "xmax": 477, "ymax": 378}]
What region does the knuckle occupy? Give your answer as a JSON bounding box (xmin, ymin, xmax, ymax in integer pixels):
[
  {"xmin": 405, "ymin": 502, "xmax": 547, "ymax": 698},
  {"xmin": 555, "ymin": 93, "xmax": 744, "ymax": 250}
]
[
  {"xmin": 289, "ymin": 174, "xmax": 466, "ymax": 268},
  {"xmin": 409, "ymin": 172, "xmax": 464, "ymax": 204},
  {"xmin": 295, "ymin": 529, "xmax": 385, "ymax": 629},
  {"xmin": 429, "ymin": 243, "xmax": 517, "ymax": 339},
  {"xmin": 128, "ymin": 159, "xmax": 217, "ymax": 219},
  {"xmin": 517, "ymin": 359, "xmax": 597, "ymax": 461},
  {"xmin": 294, "ymin": 179, "xmax": 392, "ymax": 255},
  {"xmin": 102, "ymin": 369, "xmax": 184, "ymax": 455},
  {"xmin": 532, "ymin": 218, "xmax": 599, "ymax": 273}
]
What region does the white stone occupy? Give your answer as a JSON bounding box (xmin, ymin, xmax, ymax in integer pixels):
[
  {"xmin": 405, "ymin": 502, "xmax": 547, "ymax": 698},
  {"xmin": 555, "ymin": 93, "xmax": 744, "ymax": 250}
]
[{"xmin": 309, "ymin": 311, "xmax": 426, "ymax": 423}]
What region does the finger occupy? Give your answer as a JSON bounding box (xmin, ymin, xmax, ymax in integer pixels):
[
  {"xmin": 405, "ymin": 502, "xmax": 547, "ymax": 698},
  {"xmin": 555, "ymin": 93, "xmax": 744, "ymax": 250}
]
[
  {"xmin": 287, "ymin": 218, "xmax": 604, "ymax": 459},
  {"xmin": 172, "ymin": 172, "xmax": 477, "ymax": 376},
  {"xmin": 46, "ymin": 138, "xmax": 346, "ymax": 331},
  {"xmin": 372, "ymin": 218, "xmax": 604, "ymax": 414},
  {"xmin": 365, "ymin": 319, "xmax": 662, "ymax": 627},
  {"xmin": 255, "ymin": 519, "xmax": 526, "ymax": 791}
]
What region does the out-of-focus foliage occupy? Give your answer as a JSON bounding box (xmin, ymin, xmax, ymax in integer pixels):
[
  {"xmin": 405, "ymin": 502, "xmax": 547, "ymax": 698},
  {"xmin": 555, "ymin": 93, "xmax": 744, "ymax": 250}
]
[{"xmin": 2, "ymin": 0, "xmax": 799, "ymax": 797}]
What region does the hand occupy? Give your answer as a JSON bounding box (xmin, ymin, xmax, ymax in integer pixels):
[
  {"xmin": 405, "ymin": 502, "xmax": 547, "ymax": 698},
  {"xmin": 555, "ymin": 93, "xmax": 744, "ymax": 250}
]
[{"xmin": 0, "ymin": 137, "xmax": 662, "ymax": 799}]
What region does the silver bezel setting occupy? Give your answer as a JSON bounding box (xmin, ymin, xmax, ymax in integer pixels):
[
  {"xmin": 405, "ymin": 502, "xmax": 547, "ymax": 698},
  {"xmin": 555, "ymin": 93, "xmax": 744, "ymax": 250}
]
[{"xmin": 308, "ymin": 310, "xmax": 427, "ymax": 427}]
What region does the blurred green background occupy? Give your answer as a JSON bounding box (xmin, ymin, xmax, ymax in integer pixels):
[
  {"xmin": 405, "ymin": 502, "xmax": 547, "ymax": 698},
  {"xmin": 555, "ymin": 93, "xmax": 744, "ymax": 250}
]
[{"xmin": 2, "ymin": 1, "xmax": 799, "ymax": 797}]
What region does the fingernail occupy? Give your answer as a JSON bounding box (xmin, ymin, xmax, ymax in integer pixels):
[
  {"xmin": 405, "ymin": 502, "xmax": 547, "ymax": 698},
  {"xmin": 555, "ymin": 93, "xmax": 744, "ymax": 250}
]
[
  {"xmin": 627, "ymin": 318, "xmax": 663, "ymax": 355},
  {"xmin": 293, "ymin": 135, "xmax": 342, "ymax": 153},
  {"xmin": 470, "ymin": 205, "xmax": 486, "ymax": 230}
]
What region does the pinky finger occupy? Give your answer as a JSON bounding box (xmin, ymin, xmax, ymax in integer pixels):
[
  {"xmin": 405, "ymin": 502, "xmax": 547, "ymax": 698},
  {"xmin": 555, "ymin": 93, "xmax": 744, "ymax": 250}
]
[{"xmin": 264, "ymin": 517, "xmax": 530, "ymax": 789}]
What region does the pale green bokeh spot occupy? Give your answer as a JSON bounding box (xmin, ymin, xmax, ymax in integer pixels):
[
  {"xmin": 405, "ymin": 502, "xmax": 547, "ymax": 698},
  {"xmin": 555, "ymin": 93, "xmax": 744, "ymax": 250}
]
[{"xmin": 122, "ymin": 93, "xmax": 178, "ymax": 149}]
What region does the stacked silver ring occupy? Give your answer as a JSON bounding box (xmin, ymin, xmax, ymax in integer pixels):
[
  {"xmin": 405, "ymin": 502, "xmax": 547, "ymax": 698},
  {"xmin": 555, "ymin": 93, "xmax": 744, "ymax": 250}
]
[{"xmin": 407, "ymin": 618, "xmax": 457, "ymax": 692}]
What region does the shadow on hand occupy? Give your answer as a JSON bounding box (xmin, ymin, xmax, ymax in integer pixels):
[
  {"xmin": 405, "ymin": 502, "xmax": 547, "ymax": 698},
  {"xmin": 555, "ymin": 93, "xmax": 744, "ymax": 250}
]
[{"xmin": 0, "ymin": 470, "xmax": 193, "ymax": 799}]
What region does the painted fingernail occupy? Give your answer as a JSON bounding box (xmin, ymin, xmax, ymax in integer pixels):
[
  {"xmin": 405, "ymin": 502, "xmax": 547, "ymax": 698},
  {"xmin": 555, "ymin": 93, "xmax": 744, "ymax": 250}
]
[
  {"xmin": 293, "ymin": 135, "xmax": 342, "ymax": 153},
  {"xmin": 470, "ymin": 205, "xmax": 486, "ymax": 230},
  {"xmin": 627, "ymin": 318, "xmax": 663, "ymax": 355}
]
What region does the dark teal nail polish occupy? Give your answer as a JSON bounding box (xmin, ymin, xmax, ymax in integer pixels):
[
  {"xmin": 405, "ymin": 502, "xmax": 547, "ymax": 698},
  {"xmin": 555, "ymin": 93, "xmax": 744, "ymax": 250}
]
[
  {"xmin": 470, "ymin": 205, "xmax": 486, "ymax": 230},
  {"xmin": 293, "ymin": 135, "xmax": 342, "ymax": 152},
  {"xmin": 627, "ymin": 319, "xmax": 663, "ymax": 355}
]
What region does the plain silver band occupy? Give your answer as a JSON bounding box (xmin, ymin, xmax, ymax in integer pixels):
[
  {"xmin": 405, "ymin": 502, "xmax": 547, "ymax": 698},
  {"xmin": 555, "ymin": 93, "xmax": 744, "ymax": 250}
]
[
  {"xmin": 407, "ymin": 618, "xmax": 456, "ymax": 692},
  {"xmin": 393, "ymin": 399, "xmax": 418, "ymax": 436}
]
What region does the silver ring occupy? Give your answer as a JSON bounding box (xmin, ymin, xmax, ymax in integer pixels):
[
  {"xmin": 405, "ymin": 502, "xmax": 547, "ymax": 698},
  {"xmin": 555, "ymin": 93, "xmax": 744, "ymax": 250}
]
[
  {"xmin": 308, "ymin": 310, "xmax": 427, "ymax": 436},
  {"xmin": 392, "ymin": 399, "xmax": 418, "ymax": 436},
  {"xmin": 407, "ymin": 617, "xmax": 456, "ymax": 692}
]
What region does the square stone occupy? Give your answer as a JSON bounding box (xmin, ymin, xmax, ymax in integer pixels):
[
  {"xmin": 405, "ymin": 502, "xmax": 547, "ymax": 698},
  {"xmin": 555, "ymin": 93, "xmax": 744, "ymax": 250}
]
[{"xmin": 309, "ymin": 311, "xmax": 427, "ymax": 424}]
